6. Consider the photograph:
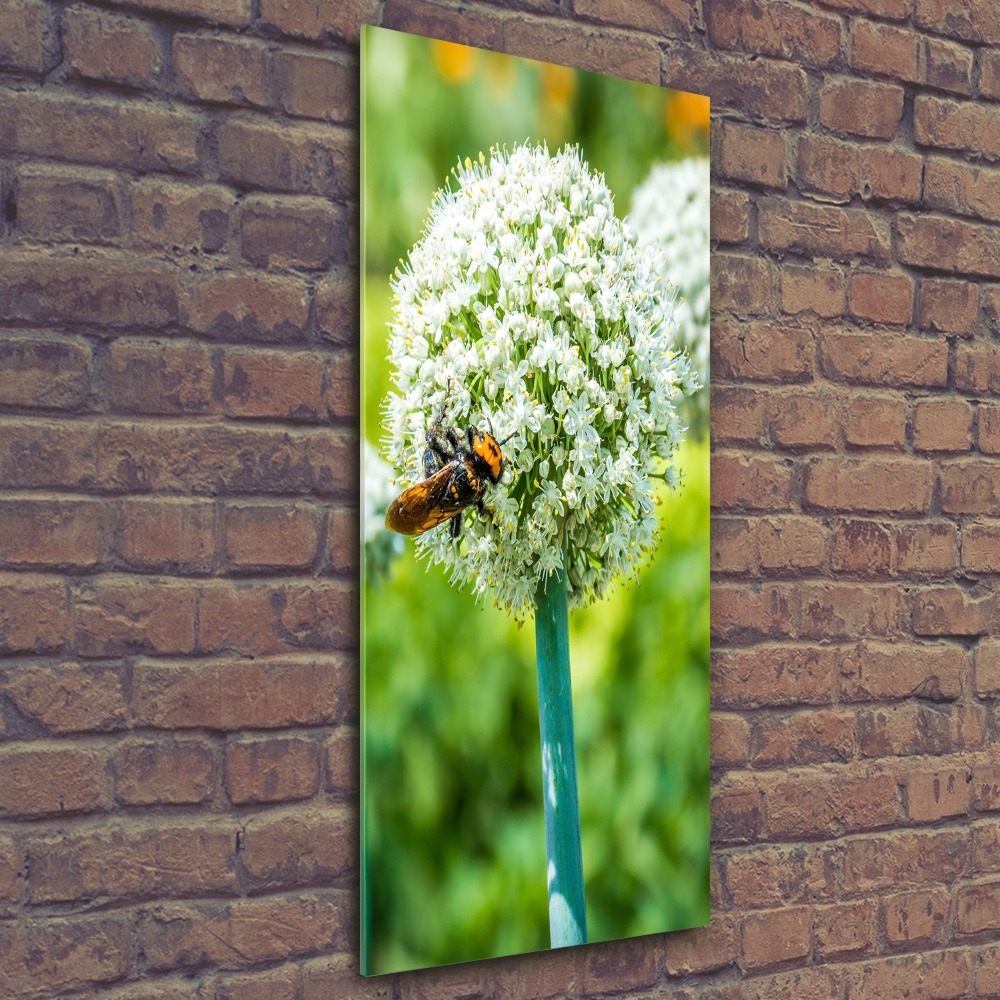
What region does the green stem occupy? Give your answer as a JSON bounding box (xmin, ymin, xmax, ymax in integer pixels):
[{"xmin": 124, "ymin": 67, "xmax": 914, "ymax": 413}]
[{"xmin": 534, "ymin": 557, "xmax": 587, "ymax": 948}]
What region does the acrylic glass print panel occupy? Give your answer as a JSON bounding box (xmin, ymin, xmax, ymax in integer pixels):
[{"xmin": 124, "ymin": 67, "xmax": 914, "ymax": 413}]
[{"xmin": 361, "ymin": 24, "xmax": 710, "ymax": 976}]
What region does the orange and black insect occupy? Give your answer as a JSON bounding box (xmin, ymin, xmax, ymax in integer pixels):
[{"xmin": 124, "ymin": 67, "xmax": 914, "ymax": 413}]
[{"xmin": 385, "ymin": 392, "xmax": 513, "ymax": 539}]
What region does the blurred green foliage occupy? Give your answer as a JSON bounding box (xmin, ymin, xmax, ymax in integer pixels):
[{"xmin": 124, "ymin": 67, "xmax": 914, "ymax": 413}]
[{"xmin": 361, "ymin": 25, "xmax": 710, "ymax": 975}]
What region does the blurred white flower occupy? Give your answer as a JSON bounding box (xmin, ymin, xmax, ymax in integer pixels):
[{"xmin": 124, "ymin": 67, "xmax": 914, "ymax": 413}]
[
  {"xmin": 628, "ymin": 158, "xmax": 709, "ymax": 434},
  {"xmin": 382, "ymin": 142, "xmax": 696, "ymax": 619},
  {"xmin": 364, "ymin": 439, "xmax": 404, "ymax": 581}
]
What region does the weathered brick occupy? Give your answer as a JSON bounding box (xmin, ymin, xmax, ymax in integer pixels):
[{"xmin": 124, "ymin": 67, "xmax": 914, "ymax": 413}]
[
  {"xmin": 976, "ymin": 639, "xmax": 1000, "ymax": 696},
  {"xmin": 839, "ymin": 640, "xmax": 964, "ymax": 702},
  {"xmin": 241, "ymin": 808, "xmax": 354, "ymax": 887},
  {"xmin": 711, "ymin": 453, "xmax": 795, "ymax": 511},
  {"xmin": 326, "ymin": 506, "xmax": 359, "ymax": 574},
  {"xmin": 16, "ymin": 166, "xmax": 121, "ymax": 243},
  {"xmin": 0, "ymin": 744, "xmax": 111, "ymax": 818},
  {"xmin": 712, "ymin": 583, "xmax": 798, "ymax": 642},
  {"xmin": 241, "ymin": 196, "xmax": 340, "ymax": 270},
  {"xmin": 861, "ymin": 145, "xmax": 923, "ymax": 203},
  {"xmin": 913, "ymin": 399, "xmax": 973, "ymax": 452},
  {"xmin": 225, "ymin": 503, "xmax": 322, "ymax": 569},
  {"xmin": 804, "ymin": 457, "xmax": 934, "ymax": 514},
  {"xmin": 713, "ymin": 517, "xmax": 759, "ymax": 573},
  {"xmin": 796, "ymin": 135, "xmax": 859, "ymax": 203},
  {"xmin": 114, "ymin": 738, "xmax": 216, "ymax": 805},
  {"xmin": 814, "ymin": 900, "xmax": 876, "ymax": 958},
  {"xmin": 712, "ymin": 319, "xmax": 814, "ymax": 382},
  {"xmin": 820, "ymin": 331, "xmax": 948, "ymax": 388},
  {"xmin": 925, "ymin": 157, "xmax": 1000, "ymax": 226},
  {"xmin": 107, "ymin": 339, "xmax": 214, "ymax": 415},
  {"xmin": 849, "ymin": 271, "xmax": 914, "ymax": 326},
  {"xmin": 851, "ymin": 949, "xmax": 970, "ymax": 998},
  {"xmin": 860, "ymin": 702, "xmax": 979, "ymax": 757},
  {"xmin": 919, "ymin": 277, "xmax": 979, "ymax": 334},
  {"xmin": 780, "ymin": 264, "xmax": 845, "ymax": 318},
  {"xmin": 896, "ymin": 522, "xmax": 959, "ymax": 574},
  {"xmin": 770, "ymin": 391, "xmax": 839, "ymax": 449},
  {"xmin": 798, "ymin": 582, "xmax": 903, "ymax": 640},
  {"xmin": 712, "ymin": 644, "xmax": 836, "ymax": 708},
  {"xmin": 716, "ymin": 121, "xmax": 785, "ymax": 189},
  {"xmin": 916, "ymin": 95, "xmax": 1000, "ymax": 161},
  {"xmin": 844, "ymin": 829, "xmax": 965, "ymax": 894},
  {"xmin": 884, "ymin": 889, "xmax": 950, "ymax": 947},
  {"xmin": 712, "ymin": 188, "xmax": 750, "ymax": 243},
  {"xmin": 325, "ymin": 726, "xmax": 357, "ymax": 795},
  {"xmin": 905, "ymin": 766, "xmax": 972, "ymax": 822},
  {"xmin": 381, "ymin": 0, "xmax": 505, "ymax": 51},
  {"xmin": 759, "ymin": 198, "xmax": 891, "ymax": 262},
  {"xmin": 173, "ymin": 33, "xmax": 271, "ymax": 107},
  {"xmin": 851, "ymin": 19, "xmax": 918, "ymax": 81},
  {"xmin": 183, "ymin": 271, "xmax": 310, "ymax": 342},
  {"xmin": 0, "ymin": 572, "xmax": 69, "ymax": 652},
  {"xmin": 844, "ymin": 395, "xmax": 907, "ymax": 448},
  {"xmin": 913, "ymin": 585, "xmax": 997, "ymax": 635},
  {"xmin": 958, "ymin": 882, "xmax": 1000, "ymax": 935},
  {"xmin": 315, "ymin": 268, "xmax": 358, "ymax": 346},
  {"xmin": 712, "ymin": 254, "xmax": 775, "ymax": 316},
  {"xmin": 225, "ymin": 737, "xmax": 320, "ymax": 805},
  {"xmin": 820, "ymin": 78, "xmax": 904, "ymax": 139},
  {"xmin": 0, "ymin": 334, "xmax": 91, "ymax": 409},
  {"xmin": 940, "ymin": 462, "xmax": 1000, "ymax": 514},
  {"xmin": 0, "ymin": 0, "xmax": 59, "ymax": 74},
  {"xmin": 0, "ymin": 499, "xmax": 105, "ymax": 568},
  {"xmin": 831, "ymin": 519, "xmax": 891, "ymax": 575},
  {"xmin": 64, "ymin": 5, "xmax": 164, "ymax": 88},
  {"xmin": 752, "ymin": 709, "xmax": 853, "ymax": 767},
  {"xmin": 118, "ymin": 498, "xmax": 215, "ymax": 571},
  {"xmin": 915, "ymin": 0, "xmax": 1000, "ymax": 45},
  {"xmin": 273, "ymin": 50, "xmax": 355, "ymax": 122},
  {"xmin": 712, "ymin": 784, "xmax": 763, "ymax": 842},
  {"xmin": 712, "ymin": 712, "xmax": 750, "ymax": 767},
  {"xmin": 982, "ymin": 49, "xmax": 1000, "ymax": 101},
  {"xmin": 130, "ymin": 180, "xmax": 233, "ymax": 254},
  {"xmin": 755, "ymin": 516, "xmax": 827, "ymax": 571},
  {"xmin": 726, "ymin": 842, "xmax": 841, "ymax": 909},
  {"xmin": 261, "ymin": 0, "xmax": 381, "ymax": 42},
  {"xmin": 222, "ymin": 347, "xmax": 325, "ymax": 421},
  {"xmin": 973, "ymin": 760, "xmax": 1000, "ymax": 812},
  {"xmin": 1, "ymin": 661, "xmax": 126, "ymax": 732},
  {"xmin": 963, "ymin": 521, "xmax": 1000, "ymax": 573},
  {"xmin": 707, "ymin": 0, "xmax": 840, "ymax": 66},
  {"xmin": 571, "ymin": 0, "xmax": 694, "ymax": 35}
]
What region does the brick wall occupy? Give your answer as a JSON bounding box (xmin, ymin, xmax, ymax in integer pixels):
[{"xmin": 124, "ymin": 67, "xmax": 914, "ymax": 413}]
[{"xmin": 1, "ymin": 0, "xmax": 998, "ymax": 997}]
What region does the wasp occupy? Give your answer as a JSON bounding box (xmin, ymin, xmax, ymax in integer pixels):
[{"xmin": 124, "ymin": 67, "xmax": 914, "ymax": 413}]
[{"xmin": 385, "ymin": 390, "xmax": 513, "ymax": 539}]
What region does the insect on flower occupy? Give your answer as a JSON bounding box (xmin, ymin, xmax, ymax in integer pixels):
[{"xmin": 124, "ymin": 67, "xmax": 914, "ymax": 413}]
[{"xmin": 385, "ymin": 390, "xmax": 514, "ymax": 539}]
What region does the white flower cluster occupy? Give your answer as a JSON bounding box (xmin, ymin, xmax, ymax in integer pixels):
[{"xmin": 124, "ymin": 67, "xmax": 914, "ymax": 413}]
[
  {"xmin": 364, "ymin": 439, "xmax": 404, "ymax": 581},
  {"xmin": 382, "ymin": 143, "xmax": 697, "ymax": 619},
  {"xmin": 628, "ymin": 158, "xmax": 709, "ymax": 433}
]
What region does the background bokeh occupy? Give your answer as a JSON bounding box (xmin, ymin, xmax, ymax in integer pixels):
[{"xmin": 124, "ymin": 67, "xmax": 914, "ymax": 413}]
[{"xmin": 362, "ymin": 26, "xmax": 710, "ymax": 976}]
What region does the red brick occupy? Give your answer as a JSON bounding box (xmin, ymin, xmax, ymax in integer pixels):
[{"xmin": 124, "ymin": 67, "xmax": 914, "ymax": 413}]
[
  {"xmin": 755, "ymin": 516, "xmax": 827, "ymax": 572},
  {"xmin": 818, "ymin": 0, "xmax": 906, "ymax": 16},
  {"xmin": 225, "ymin": 737, "xmax": 320, "ymax": 805},
  {"xmin": 831, "ymin": 519, "xmax": 891, "ymax": 574},
  {"xmin": 725, "ymin": 842, "xmax": 841, "ymax": 908},
  {"xmin": 183, "ymin": 272, "xmax": 310, "ymax": 342},
  {"xmin": 905, "ymin": 765, "xmax": 972, "ymax": 822},
  {"xmin": 851, "ymin": 950, "xmax": 970, "ymax": 998},
  {"xmin": 73, "ymin": 577, "xmax": 198, "ymax": 657},
  {"xmin": 982, "ymin": 406, "xmax": 1000, "ymax": 454},
  {"xmin": 976, "ymin": 639, "xmax": 1000, "ymax": 696},
  {"xmin": 798, "ymin": 582, "xmax": 902, "ymax": 640},
  {"xmin": 109, "ymin": 0, "xmax": 251, "ymax": 25},
  {"xmin": 715, "ymin": 122, "xmax": 785, "ymax": 188},
  {"xmin": 577, "ymin": 938, "xmax": 661, "ymax": 996},
  {"xmin": 742, "ymin": 906, "xmax": 812, "ymax": 969},
  {"xmin": 222, "ymin": 348, "xmax": 324, "ymax": 421},
  {"xmin": 225, "ymin": 503, "xmax": 321, "ymax": 570},
  {"xmin": 572, "ymin": 0, "xmax": 695, "ymax": 34},
  {"xmin": 260, "ymin": 0, "xmax": 381, "ymax": 42},
  {"xmin": 844, "ymin": 396, "xmax": 906, "ymax": 448},
  {"xmin": 861, "ymin": 145, "xmax": 923, "ymax": 203},
  {"xmin": 664, "ymin": 47, "xmax": 808, "ymax": 122},
  {"xmin": 814, "ymin": 900, "xmax": 876, "ymax": 957},
  {"xmin": 913, "ymin": 585, "xmax": 997, "ymax": 635},
  {"xmin": 118, "ymin": 498, "xmax": 215, "ymax": 572},
  {"xmin": 662, "ymin": 917, "xmax": 736, "ymax": 975},
  {"xmin": 759, "ymin": 198, "xmax": 891, "ymax": 262},
  {"xmin": 706, "ymin": 0, "xmax": 840, "ymax": 65},
  {"xmin": 173, "ymin": 33, "xmax": 270, "ymax": 107},
  {"xmin": 0, "ymin": 334, "xmax": 91, "ymax": 409},
  {"xmin": 240, "ymin": 808, "xmax": 354, "ymax": 888},
  {"xmin": 26, "ymin": 819, "xmax": 236, "ymax": 903},
  {"xmin": 130, "ymin": 180, "xmax": 233, "ymax": 254},
  {"xmin": 712, "ymin": 784, "xmax": 763, "ymax": 842},
  {"xmin": 16, "ymin": 166, "xmax": 121, "ymax": 243},
  {"xmin": 895, "ymin": 522, "xmax": 959, "ymax": 574},
  {"xmin": 804, "ymin": 457, "xmax": 934, "ymax": 514},
  {"xmin": 211, "ymin": 967, "xmax": 301, "ymax": 1000},
  {"xmin": 711, "ymin": 188, "xmax": 749, "ymax": 243},
  {"xmin": 114, "ymin": 738, "xmax": 216, "ymax": 805},
  {"xmin": 241, "ymin": 196, "xmax": 339, "ymax": 270},
  {"xmin": 839, "ymin": 640, "xmax": 963, "ymax": 702},
  {"xmin": 769, "ymin": 392, "xmax": 839, "ymax": 449},
  {"xmin": 711, "ymin": 583, "xmax": 797, "ymax": 642},
  {"xmin": 0, "ymin": 0, "xmax": 59, "ymax": 74},
  {"xmin": 712, "ymin": 644, "xmax": 836, "ymax": 708},
  {"xmin": 913, "ymin": 399, "xmax": 973, "ymax": 452},
  {"xmin": 963, "ymin": 521, "xmax": 1000, "ymax": 573},
  {"xmin": 975, "ymin": 942, "xmax": 1000, "ymax": 997},
  {"xmin": 916, "ymin": 95, "xmax": 1000, "ymax": 161},
  {"xmin": 983, "ymin": 287, "xmax": 1000, "ymax": 337},
  {"xmin": 711, "ymin": 453, "xmax": 794, "ymax": 510},
  {"xmin": 712, "ymin": 319, "xmax": 814, "ymax": 383},
  {"xmin": 218, "ymin": 118, "xmax": 355, "ymax": 199},
  {"xmin": 0, "ymin": 498, "xmax": 104, "ymax": 569},
  {"xmin": 796, "ymin": 135, "xmax": 859, "ymax": 203},
  {"xmin": 712, "ymin": 254, "xmax": 775, "ymax": 317},
  {"xmin": 982, "ymin": 49, "xmax": 1000, "ymax": 100},
  {"xmin": 326, "ymin": 506, "xmax": 359, "ymax": 573},
  {"xmin": 849, "ymin": 271, "xmax": 914, "ymax": 326},
  {"xmin": 0, "ymin": 572, "xmax": 69, "ymax": 652},
  {"xmin": 896, "ymin": 215, "xmax": 1000, "ymax": 278},
  {"xmin": 958, "ymin": 882, "xmax": 1000, "ymax": 934},
  {"xmin": 915, "ymin": 0, "xmax": 1000, "ymax": 45},
  {"xmin": 919, "ymin": 277, "xmax": 980, "ymax": 334},
  {"xmin": 712, "ymin": 712, "xmax": 749, "ymax": 767},
  {"xmin": 0, "ymin": 914, "xmax": 132, "ymax": 996},
  {"xmin": 141, "ymin": 893, "xmax": 348, "ymax": 971},
  {"xmin": 744, "ymin": 967, "xmax": 844, "ymax": 1000},
  {"xmin": 381, "ymin": 0, "xmax": 505, "ymax": 51},
  {"xmin": 820, "ymin": 78, "xmax": 904, "ymax": 139},
  {"xmin": 714, "ymin": 387, "xmax": 769, "ymax": 446},
  {"xmin": 851, "ymin": 19, "xmax": 918, "ymax": 81},
  {"xmin": 325, "ymin": 726, "xmax": 357, "ymax": 795},
  {"xmin": 323, "ymin": 352, "xmax": 356, "ymax": 422},
  {"xmin": 504, "ymin": 17, "xmax": 659, "ymax": 85},
  {"xmin": 712, "ymin": 517, "xmax": 755, "ymax": 574},
  {"xmin": 752, "ymin": 709, "xmax": 853, "ymax": 766},
  {"xmin": 0, "ymin": 744, "xmax": 111, "ymax": 818},
  {"xmin": 64, "ymin": 5, "xmax": 164, "ymax": 88},
  {"xmin": 925, "ymin": 157, "xmax": 1000, "ymax": 226},
  {"xmin": 885, "ymin": 889, "xmax": 950, "ymax": 946},
  {"xmin": 820, "ymin": 330, "xmax": 948, "ymax": 388},
  {"xmin": 940, "ymin": 461, "xmax": 1000, "ymax": 514},
  {"xmin": 107, "ymin": 339, "xmax": 214, "ymax": 415},
  {"xmin": 844, "ymin": 829, "xmax": 965, "ymax": 894},
  {"xmin": 956, "ymin": 342, "xmax": 1000, "ymax": 395},
  {"xmin": 132, "ymin": 655, "xmax": 350, "ymax": 730},
  {"xmin": 859, "ymin": 702, "xmax": 969, "ymax": 756},
  {"xmin": 1, "ymin": 661, "xmax": 126, "ymax": 732},
  {"xmin": 926, "ymin": 36, "xmax": 975, "ymax": 94},
  {"xmin": 0, "ymin": 90, "xmax": 200, "ymax": 174},
  {"xmin": 780, "ymin": 264, "xmax": 844, "ymax": 318},
  {"xmin": 273, "ymin": 50, "xmax": 355, "ymax": 123},
  {"xmin": 972, "ymin": 760, "xmax": 1000, "ymax": 811},
  {"xmin": 315, "ymin": 268, "xmax": 358, "ymax": 346}
]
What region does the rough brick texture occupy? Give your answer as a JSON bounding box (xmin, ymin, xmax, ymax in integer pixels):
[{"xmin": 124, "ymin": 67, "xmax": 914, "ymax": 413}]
[{"xmin": 1, "ymin": 0, "xmax": 999, "ymax": 997}]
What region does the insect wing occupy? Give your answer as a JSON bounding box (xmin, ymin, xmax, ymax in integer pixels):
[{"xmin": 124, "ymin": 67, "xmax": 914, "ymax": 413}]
[{"xmin": 385, "ymin": 464, "xmax": 467, "ymax": 535}]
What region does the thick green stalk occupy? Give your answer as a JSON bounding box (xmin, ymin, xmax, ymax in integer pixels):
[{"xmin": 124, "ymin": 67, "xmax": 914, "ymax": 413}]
[{"xmin": 534, "ymin": 560, "xmax": 587, "ymax": 948}]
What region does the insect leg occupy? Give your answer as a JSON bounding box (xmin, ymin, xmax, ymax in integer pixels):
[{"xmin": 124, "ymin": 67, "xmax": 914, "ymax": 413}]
[{"xmin": 450, "ymin": 511, "xmax": 463, "ymax": 539}]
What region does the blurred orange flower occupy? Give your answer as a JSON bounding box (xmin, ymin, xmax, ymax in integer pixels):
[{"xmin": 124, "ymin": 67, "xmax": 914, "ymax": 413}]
[
  {"xmin": 665, "ymin": 90, "xmax": 710, "ymax": 142},
  {"xmin": 432, "ymin": 39, "xmax": 477, "ymax": 83},
  {"xmin": 541, "ymin": 63, "xmax": 577, "ymax": 110}
]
